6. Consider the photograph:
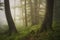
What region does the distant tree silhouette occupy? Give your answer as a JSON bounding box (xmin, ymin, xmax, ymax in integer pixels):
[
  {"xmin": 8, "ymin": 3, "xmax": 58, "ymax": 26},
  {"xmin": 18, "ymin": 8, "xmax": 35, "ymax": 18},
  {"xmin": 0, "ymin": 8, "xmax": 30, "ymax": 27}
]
[{"xmin": 29, "ymin": 0, "xmax": 39, "ymax": 26}]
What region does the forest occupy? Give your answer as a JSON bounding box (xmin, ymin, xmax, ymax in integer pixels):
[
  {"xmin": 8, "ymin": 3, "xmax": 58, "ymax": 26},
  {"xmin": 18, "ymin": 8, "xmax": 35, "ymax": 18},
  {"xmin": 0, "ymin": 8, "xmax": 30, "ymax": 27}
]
[{"xmin": 0, "ymin": 0, "xmax": 60, "ymax": 40}]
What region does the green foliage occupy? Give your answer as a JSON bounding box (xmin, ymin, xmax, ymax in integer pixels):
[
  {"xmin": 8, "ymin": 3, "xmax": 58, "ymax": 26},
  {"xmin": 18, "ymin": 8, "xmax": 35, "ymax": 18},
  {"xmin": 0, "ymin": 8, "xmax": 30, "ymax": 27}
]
[
  {"xmin": 0, "ymin": 33, "xmax": 20, "ymax": 40},
  {"xmin": 0, "ymin": 22, "xmax": 60, "ymax": 40}
]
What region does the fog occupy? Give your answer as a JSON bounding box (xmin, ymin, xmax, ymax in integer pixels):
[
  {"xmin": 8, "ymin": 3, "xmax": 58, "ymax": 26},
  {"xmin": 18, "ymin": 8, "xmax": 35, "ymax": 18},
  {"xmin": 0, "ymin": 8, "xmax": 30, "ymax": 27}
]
[{"xmin": 0, "ymin": 0, "xmax": 24, "ymax": 28}]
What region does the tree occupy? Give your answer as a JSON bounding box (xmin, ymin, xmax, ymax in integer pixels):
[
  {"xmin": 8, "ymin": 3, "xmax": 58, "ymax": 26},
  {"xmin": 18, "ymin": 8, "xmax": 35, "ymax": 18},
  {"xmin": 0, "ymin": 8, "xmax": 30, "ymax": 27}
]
[
  {"xmin": 4, "ymin": 0, "xmax": 17, "ymax": 34},
  {"xmin": 29, "ymin": 0, "xmax": 34, "ymax": 26},
  {"xmin": 25, "ymin": 0, "xmax": 28, "ymax": 26},
  {"xmin": 39, "ymin": 0, "xmax": 54, "ymax": 33},
  {"xmin": 29, "ymin": 0, "xmax": 40, "ymax": 26},
  {"xmin": 34, "ymin": 0, "xmax": 39, "ymax": 25}
]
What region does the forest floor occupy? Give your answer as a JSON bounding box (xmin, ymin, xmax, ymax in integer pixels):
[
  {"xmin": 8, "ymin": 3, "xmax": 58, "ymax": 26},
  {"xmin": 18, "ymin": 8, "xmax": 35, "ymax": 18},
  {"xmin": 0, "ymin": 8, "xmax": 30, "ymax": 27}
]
[{"xmin": 0, "ymin": 24, "xmax": 60, "ymax": 40}]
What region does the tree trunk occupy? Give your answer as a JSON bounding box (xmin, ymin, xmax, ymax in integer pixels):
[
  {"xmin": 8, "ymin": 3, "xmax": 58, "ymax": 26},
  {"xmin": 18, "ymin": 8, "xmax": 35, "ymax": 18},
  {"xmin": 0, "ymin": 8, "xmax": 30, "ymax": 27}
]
[
  {"xmin": 4, "ymin": 0, "xmax": 17, "ymax": 34},
  {"xmin": 25, "ymin": 0, "xmax": 28, "ymax": 27},
  {"xmin": 29, "ymin": 0, "xmax": 35, "ymax": 26},
  {"xmin": 29, "ymin": 0, "xmax": 39, "ymax": 26},
  {"xmin": 39, "ymin": 0, "xmax": 54, "ymax": 33},
  {"xmin": 33, "ymin": 0, "xmax": 39, "ymax": 25}
]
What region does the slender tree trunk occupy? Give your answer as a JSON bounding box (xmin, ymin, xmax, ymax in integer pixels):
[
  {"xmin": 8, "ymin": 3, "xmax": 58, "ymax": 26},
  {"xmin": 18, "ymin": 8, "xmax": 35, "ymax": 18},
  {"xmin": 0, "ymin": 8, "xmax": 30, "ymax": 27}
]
[
  {"xmin": 4, "ymin": 0, "xmax": 17, "ymax": 34},
  {"xmin": 39, "ymin": 0, "xmax": 54, "ymax": 33},
  {"xmin": 29, "ymin": 0, "xmax": 34, "ymax": 26},
  {"xmin": 25, "ymin": 0, "xmax": 28, "ymax": 27},
  {"xmin": 20, "ymin": 0, "xmax": 25, "ymax": 25}
]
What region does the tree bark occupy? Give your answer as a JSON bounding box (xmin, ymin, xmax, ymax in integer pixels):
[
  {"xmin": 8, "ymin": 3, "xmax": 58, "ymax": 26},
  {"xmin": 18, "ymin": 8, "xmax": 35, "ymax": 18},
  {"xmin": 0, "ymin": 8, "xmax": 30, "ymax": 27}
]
[
  {"xmin": 39, "ymin": 0, "xmax": 54, "ymax": 33},
  {"xmin": 4, "ymin": 0, "xmax": 17, "ymax": 34},
  {"xmin": 25, "ymin": 0, "xmax": 28, "ymax": 27}
]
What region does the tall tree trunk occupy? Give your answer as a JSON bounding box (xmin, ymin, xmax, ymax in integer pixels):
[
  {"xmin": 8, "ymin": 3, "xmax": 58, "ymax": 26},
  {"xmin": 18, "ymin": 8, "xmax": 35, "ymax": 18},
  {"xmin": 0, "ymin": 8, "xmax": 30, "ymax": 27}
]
[
  {"xmin": 4, "ymin": 0, "xmax": 17, "ymax": 34},
  {"xmin": 33, "ymin": 0, "xmax": 39, "ymax": 25},
  {"xmin": 25, "ymin": 0, "xmax": 28, "ymax": 27},
  {"xmin": 39, "ymin": 0, "xmax": 54, "ymax": 33},
  {"xmin": 29, "ymin": 0, "xmax": 34, "ymax": 26},
  {"xmin": 29, "ymin": 0, "xmax": 39, "ymax": 26},
  {"xmin": 20, "ymin": 0, "xmax": 25, "ymax": 25}
]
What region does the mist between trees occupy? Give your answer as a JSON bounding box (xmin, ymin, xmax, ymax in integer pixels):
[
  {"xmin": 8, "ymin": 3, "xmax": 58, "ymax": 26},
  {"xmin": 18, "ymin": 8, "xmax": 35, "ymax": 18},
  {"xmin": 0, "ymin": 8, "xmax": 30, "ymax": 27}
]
[{"xmin": 0, "ymin": 0, "xmax": 60, "ymax": 40}]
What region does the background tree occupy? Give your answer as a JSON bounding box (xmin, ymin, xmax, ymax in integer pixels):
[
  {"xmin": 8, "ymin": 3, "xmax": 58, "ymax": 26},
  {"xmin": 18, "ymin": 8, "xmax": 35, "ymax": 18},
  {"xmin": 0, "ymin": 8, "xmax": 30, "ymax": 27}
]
[
  {"xmin": 25, "ymin": 0, "xmax": 28, "ymax": 26},
  {"xmin": 29, "ymin": 0, "xmax": 40, "ymax": 26}
]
